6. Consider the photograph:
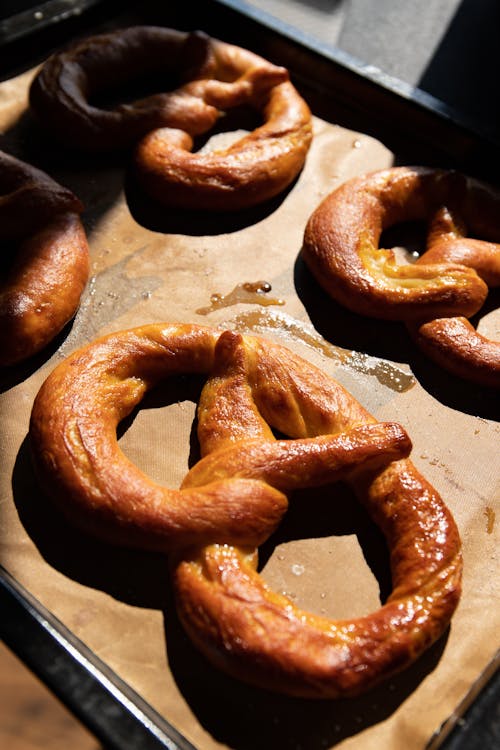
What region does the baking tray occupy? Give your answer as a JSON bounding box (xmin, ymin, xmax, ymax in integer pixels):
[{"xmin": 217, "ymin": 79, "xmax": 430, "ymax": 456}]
[
  {"xmin": 0, "ymin": 1, "xmax": 498, "ymax": 749},
  {"xmin": 3, "ymin": 563, "xmax": 497, "ymax": 750},
  {"xmin": 1, "ymin": 0, "xmax": 499, "ymax": 171}
]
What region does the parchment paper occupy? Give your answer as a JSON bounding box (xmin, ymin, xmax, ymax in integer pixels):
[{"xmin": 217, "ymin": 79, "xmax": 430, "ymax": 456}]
[{"xmin": 0, "ymin": 60, "xmax": 498, "ymax": 750}]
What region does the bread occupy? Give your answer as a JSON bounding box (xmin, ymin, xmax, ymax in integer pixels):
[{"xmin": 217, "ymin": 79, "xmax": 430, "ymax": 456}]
[{"xmin": 30, "ymin": 323, "xmax": 462, "ymax": 697}]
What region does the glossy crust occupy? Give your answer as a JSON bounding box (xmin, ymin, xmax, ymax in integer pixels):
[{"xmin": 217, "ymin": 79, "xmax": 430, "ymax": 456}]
[
  {"xmin": 0, "ymin": 151, "xmax": 89, "ymax": 367},
  {"xmin": 30, "ymin": 25, "xmax": 313, "ymax": 210},
  {"xmin": 133, "ymin": 58, "xmax": 313, "ymax": 210},
  {"xmin": 29, "ymin": 323, "xmax": 462, "ymax": 698},
  {"xmin": 302, "ymin": 166, "xmax": 500, "ymax": 387}
]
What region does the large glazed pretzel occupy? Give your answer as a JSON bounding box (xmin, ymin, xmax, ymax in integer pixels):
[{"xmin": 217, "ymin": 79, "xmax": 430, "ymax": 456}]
[
  {"xmin": 0, "ymin": 151, "xmax": 89, "ymax": 367},
  {"xmin": 29, "ymin": 323, "xmax": 462, "ymax": 698},
  {"xmin": 302, "ymin": 167, "xmax": 500, "ymax": 387},
  {"xmin": 30, "ymin": 26, "xmax": 313, "ymax": 210}
]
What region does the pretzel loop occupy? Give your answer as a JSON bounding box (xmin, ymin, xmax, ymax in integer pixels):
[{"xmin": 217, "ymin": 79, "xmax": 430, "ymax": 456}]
[
  {"xmin": 30, "ymin": 26, "xmax": 313, "ymax": 210},
  {"xmin": 302, "ymin": 166, "xmax": 500, "ymax": 386},
  {"xmin": 29, "ymin": 27, "xmax": 221, "ymax": 150},
  {"xmin": 29, "ymin": 323, "xmax": 462, "ymax": 698},
  {"xmin": 0, "ymin": 151, "xmax": 89, "ymax": 366}
]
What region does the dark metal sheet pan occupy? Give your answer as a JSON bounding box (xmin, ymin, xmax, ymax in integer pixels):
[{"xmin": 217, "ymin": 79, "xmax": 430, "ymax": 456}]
[
  {"xmin": 1, "ymin": 0, "xmax": 499, "ymax": 175},
  {"xmin": 0, "ymin": 1, "xmax": 498, "ymax": 749}
]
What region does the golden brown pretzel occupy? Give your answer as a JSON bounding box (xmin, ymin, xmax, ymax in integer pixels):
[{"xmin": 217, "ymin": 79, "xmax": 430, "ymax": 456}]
[
  {"xmin": 409, "ymin": 205, "xmax": 500, "ymax": 385},
  {"xmin": 0, "ymin": 151, "xmax": 89, "ymax": 367},
  {"xmin": 303, "ymin": 167, "xmax": 498, "ymax": 319},
  {"xmin": 302, "ymin": 166, "xmax": 500, "ymax": 387},
  {"xmin": 30, "ymin": 26, "xmax": 312, "ymax": 210},
  {"xmin": 30, "ymin": 323, "xmax": 461, "ymax": 698},
  {"xmin": 134, "ymin": 54, "xmax": 313, "ymax": 210}
]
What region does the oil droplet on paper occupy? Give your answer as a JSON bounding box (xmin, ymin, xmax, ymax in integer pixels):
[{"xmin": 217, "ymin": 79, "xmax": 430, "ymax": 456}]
[
  {"xmin": 196, "ymin": 280, "xmax": 285, "ymax": 315},
  {"xmin": 344, "ymin": 351, "xmax": 415, "ymax": 392}
]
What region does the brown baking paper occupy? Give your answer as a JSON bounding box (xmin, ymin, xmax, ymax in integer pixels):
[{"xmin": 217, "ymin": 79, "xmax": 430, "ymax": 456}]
[{"xmin": 1, "ymin": 64, "xmax": 499, "ymax": 750}]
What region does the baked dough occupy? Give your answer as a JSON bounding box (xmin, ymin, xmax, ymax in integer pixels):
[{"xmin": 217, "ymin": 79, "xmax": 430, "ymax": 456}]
[
  {"xmin": 0, "ymin": 151, "xmax": 89, "ymax": 367},
  {"xmin": 30, "ymin": 323, "xmax": 462, "ymax": 698},
  {"xmin": 303, "ymin": 166, "xmax": 500, "ymax": 386},
  {"xmin": 30, "ymin": 26, "xmax": 313, "ymax": 210}
]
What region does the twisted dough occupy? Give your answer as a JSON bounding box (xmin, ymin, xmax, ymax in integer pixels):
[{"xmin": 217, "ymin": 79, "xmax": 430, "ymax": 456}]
[
  {"xmin": 30, "ymin": 323, "xmax": 461, "ymax": 698},
  {"xmin": 0, "ymin": 151, "xmax": 89, "ymax": 367},
  {"xmin": 30, "ymin": 26, "xmax": 313, "ymax": 210},
  {"xmin": 303, "ymin": 166, "xmax": 500, "ymax": 387}
]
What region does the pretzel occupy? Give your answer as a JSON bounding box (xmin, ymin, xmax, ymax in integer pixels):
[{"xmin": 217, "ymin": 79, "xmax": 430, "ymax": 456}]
[
  {"xmin": 30, "ymin": 26, "xmax": 313, "ymax": 210},
  {"xmin": 0, "ymin": 151, "xmax": 89, "ymax": 367},
  {"xmin": 302, "ymin": 166, "xmax": 500, "ymax": 387},
  {"xmin": 29, "ymin": 323, "xmax": 462, "ymax": 698}
]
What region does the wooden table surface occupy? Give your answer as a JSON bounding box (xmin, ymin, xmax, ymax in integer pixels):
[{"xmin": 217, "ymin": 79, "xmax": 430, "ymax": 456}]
[{"xmin": 0, "ymin": 641, "xmax": 101, "ymax": 750}]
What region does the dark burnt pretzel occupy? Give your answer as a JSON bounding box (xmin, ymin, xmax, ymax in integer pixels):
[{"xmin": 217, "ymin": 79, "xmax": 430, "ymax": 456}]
[
  {"xmin": 29, "ymin": 26, "xmax": 313, "ymax": 210},
  {"xmin": 0, "ymin": 151, "xmax": 89, "ymax": 367},
  {"xmin": 29, "ymin": 323, "xmax": 462, "ymax": 698},
  {"xmin": 302, "ymin": 166, "xmax": 500, "ymax": 387}
]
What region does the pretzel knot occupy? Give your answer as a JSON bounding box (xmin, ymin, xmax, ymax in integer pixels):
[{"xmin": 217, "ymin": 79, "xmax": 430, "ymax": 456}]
[
  {"xmin": 303, "ymin": 166, "xmax": 500, "ymax": 387},
  {"xmin": 29, "ymin": 26, "xmax": 313, "ymax": 211},
  {"xmin": 0, "ymin": 151, "xmax": 89, "ymax": 367},
  {"xmin": 29, "ymin": 323, "xmax": 462, "ymax": 698}
]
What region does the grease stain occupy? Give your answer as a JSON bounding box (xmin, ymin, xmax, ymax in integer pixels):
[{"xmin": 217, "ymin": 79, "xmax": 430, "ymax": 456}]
[
  {"xmin": 196, "ymin": 280, "xmax": 285, "ymax": 315},
  {"xmin": 226, "ymin": 309, "xmax": 414, "ymax": 393},
  {"xmin": 59, "ymin": 246, "xmax": 161, "ymax": 355}
]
